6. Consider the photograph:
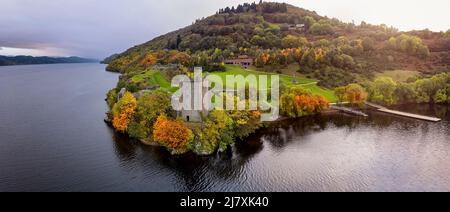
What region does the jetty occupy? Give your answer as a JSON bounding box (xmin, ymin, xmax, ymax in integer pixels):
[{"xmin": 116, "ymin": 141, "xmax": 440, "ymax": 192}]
[
  {"xmin": 330, "ymin": 104, "xmax": 368, "ymax": 117},
  {"xmin": 365, "ymin": 102, "xmax": 441, "ymax": 122}
]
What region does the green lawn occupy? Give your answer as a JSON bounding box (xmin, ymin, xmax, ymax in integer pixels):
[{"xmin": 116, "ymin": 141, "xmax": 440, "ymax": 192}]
[
  {"xmin": 210, "ymin": 65, "xmax": 315, "ymax": 87},
  {"xmin": 210, "ymin": 65, "xmax": 337, "ymax": 102},
  {"xmin": 296, "ymin": 83, "xmax": 337, "ymax": 103},
  {"xmin": 130, "ymin": 65, "xmax": 337, "ymax": 102},
  {"xmin": 131, "ymin": 70, "xmax": 176, "ymax": 92},
  {"xmin": 153, "ymin": 72, "xmax": 172, "ymax": 89}
]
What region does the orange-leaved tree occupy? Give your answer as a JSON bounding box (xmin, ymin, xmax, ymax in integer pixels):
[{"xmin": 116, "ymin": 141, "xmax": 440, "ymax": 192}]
[
  {"xmin": 153, "ymin": 114, "xmax": 194, "ymax": 152},
  {"xmin": 112, "ymin": 92, "xmax": 137, "ymax": 133},
  {"xmin": 281, "ymin": 87, "xmax": 329, "ymax": 117},
  {"xmin": 334, "ymin": 83, "xmax": 367, "ymax": 105},
  {"xmin": 345, "ymin": 83, "xmax": 367, "ymax": 105},
  {"xmin": 139, "ymin": 53, "xmax": 157, "ymax": 67}
]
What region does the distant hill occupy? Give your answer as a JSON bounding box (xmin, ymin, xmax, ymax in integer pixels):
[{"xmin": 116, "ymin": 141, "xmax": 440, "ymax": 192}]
[
  {"xmin": 0, "ymin": 56, "xmax": 99, "ymax": 66},
  {"xmin": 106, "ymin": 1, "xmax": 450, "ymax": 87},
  {"xmin": 101, "ymin": 54, "xmax": 119, "ymax": 64}
]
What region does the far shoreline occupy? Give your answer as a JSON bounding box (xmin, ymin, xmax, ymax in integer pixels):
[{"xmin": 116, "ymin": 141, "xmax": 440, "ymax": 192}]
[{"xmin": 0, "ymin": 62, "xmax": 101, "ymax": 67}]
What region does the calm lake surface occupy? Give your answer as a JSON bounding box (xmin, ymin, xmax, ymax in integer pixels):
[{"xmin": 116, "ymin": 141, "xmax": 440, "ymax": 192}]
[{"xmin": 0, "ymin": 63, "xmax": 449, "ymax": 192}]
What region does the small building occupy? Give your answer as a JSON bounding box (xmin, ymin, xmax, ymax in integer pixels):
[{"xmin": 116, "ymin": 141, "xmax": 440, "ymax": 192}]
[{"xmin": 225, "ymin": 55, "xmax": 253, "ymax": 68}]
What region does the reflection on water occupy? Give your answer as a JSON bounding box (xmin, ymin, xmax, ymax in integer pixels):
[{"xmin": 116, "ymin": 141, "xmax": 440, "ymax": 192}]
[
  {"xmin": 109, "ymin": 104, "xmax": 450, "ymax": 192},
  {"xmin": 0, "ymin": 64, "xmax": 449, "ymax": 192}
]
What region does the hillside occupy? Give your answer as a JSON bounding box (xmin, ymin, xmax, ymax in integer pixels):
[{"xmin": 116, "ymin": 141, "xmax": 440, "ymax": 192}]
[
  {"xmin": 100, "ymin": 54, "xmax": 119, "ymax": 64},
  {"xmin": 0, "ymin": 55, "xmax": 98, "ymax": 66},
  {"xmin": 106, "ymin": 1, "xmax": 450, "ymax": 88}
]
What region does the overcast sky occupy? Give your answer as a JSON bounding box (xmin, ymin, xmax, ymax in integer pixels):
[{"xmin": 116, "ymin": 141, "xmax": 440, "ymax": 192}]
[{"xmin": 1, "ymin": 0, "xmax": 449, "ymax": 59}]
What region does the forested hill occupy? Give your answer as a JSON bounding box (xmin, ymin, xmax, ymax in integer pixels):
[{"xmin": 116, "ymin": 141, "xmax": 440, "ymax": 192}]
[
  {"xmin": 106, "ymin": 1, "xmax": 450, "ymax": 87},
  {"xmin": 0, "ymin": 56, "xmax": 98, "ymax": 66}
]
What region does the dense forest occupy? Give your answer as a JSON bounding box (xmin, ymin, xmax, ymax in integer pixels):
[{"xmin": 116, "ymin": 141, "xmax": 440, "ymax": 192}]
[{"xmin": 0, "ymin": 55, "xmax": 98, "ymax": 66}]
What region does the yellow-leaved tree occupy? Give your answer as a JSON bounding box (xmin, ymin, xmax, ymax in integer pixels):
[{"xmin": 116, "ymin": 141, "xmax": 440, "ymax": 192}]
[{"xmin": 112, "ymin": 92, "xmax": 137, "ymax": 133}]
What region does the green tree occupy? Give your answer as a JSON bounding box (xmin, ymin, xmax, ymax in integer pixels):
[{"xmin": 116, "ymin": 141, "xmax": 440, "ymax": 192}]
[
  {"xmin": 251, "ymin": 35, "xmax": 266, "ymax": 47},
  {"xmin": 386, "ymin": 34, "xmax": 430, "ymax": 58},
  {"xmin": 414, "ymin": 74, "xmax": 447, "ymax": 103},
  {"xmin": 210, "ymin": 110, "xmax": 235, "ymax": 152},
  {"xmin": 387, "ymin": 37, "xmax": 397, "ymax": 49},
  {"xmin": 128, "ymin": 90, "xmax": 172, "ymax": 141},
  {"xmin": 435, "ymin": 85, "xmax": 450, "ymax": 104},
  {"xmin": 341, "ymin": 54, "xmax": 355, "ymax": 70},
  {"xmin": 362, "ymin": 37, "xmax": 376, "ymax": 51},
  {"xmin": 368, "ymin": 77, "xmax": 397, "ymax": 105},
  {"xmin": 192, "ymin": 110, "xmax": 235, "ymax": 155},
  {"xmin": 394, "ymin": 83, "xmax": 418, "ymax": 104},
  {"xmin": 310, "ymin": 21, "xmax": 333, "ymax": 35},
  {"xmin": 282, "ymin": 35, "xmax": 308, "ymax": 48},
  {"xmin": 106, "ymin": 89, "xmax": 118, "ymax": 109},
  {"xmin": 334, "ymin": 86, "xmax": 347, "ymax": 103},
  {"xmin": 303, "ymin": 16, "xmax": 316, "ymax": 30}
]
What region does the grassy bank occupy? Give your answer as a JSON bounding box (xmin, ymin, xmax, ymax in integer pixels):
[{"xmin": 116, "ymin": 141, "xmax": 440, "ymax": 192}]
[
  {"xmin": 210, "ymin": 65, "xmax": 337, "ymax": 102},
  {"xmin": 128, "ymin": 65, "xmax": 337, "ymax": 102}
]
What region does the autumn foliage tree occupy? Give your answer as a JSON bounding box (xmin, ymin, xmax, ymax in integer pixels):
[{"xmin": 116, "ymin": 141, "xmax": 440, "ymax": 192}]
[
  {"xmin": 112, "ymin": 92, "xmax": 137, "ymax": 133},
  {"xmin": 334, "ymin": 83, "xmax": 367, "ymax": 105},
  {"xmin": 191, "ymin": 110, "xmax": 235, "ymax": 155},
  {"xmin": 153, "ymin": 114, "xmax": 194, "ymax": 154},
  {"xmin": 139, "ymin": 53, "xmax": 157, "ymax": 67},
  {"xmin": 255, "ymin": 50, "xmax": 270, "ymax": 67},
  {"xmin": 165, "ymin": 50, "xmax": 191, "ymax": 65},
  {"xmin": 281, "ymin": 87, "xmax": 329, "ymax": 117},
  {"xmin": 127, "ymin": 90, "xmax": 172, "ymax": 141},
  {"xmin": 229, "ymin": 109, "xmax": 262, "ymax": 139}
]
